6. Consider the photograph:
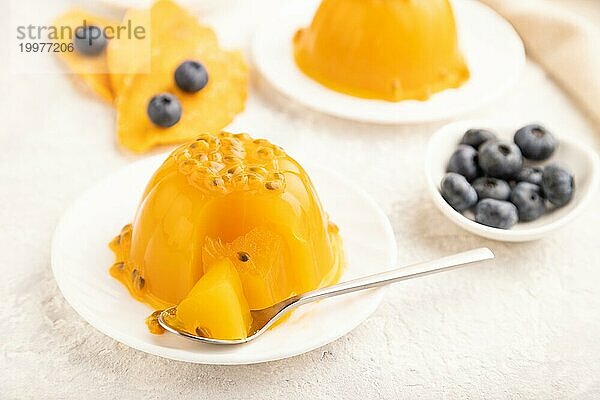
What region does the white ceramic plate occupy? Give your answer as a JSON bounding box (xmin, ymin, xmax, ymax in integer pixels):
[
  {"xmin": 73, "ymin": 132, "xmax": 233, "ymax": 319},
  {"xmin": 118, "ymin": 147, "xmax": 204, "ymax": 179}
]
[
  {"xmin": 252, "ymin": 0, "xmax": 525, "ymax": 124},
  {"xmin": 426, "ymin": 120, "xmax": 600, "ymax": 242},
  {"xmin": 51, "ymin": 154, "xmax": 397, "ymax": 364}
]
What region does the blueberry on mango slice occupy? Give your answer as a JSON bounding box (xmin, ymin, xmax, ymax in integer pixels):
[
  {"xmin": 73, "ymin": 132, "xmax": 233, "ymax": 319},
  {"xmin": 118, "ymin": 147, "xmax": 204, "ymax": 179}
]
[
  {"xmin": 542, "ymin": 165, "xmax": 574, "ymax": 207},
  {"xmin": 472, "ymin": 177, "xmax": 511, "ymax": 201},
  {"xmin": 53, "ymin": 11, "xmax": 116, "ymax": 102},
  {"xmin": 73, "ymin": 25, "xmax": 108, "ymax": 56},
  {"xmin": 440, "ymin": 173, "xmax": 478, "ymax": 211},
  {"xmin": 147, "ymin": 93, "xmax": 182, "ymax": 127},
  {"xmin": 175, "ymin": 61, "xmax": 209, "ymax": 93},
  {"xmin": 460, "ymin": 128, "xmax": 497, "ymax": 149},
  {"xmin": 478, "ymin": 140, "xmax": 523, "ymax": 179},
  {"xmin": 446, "ymin": 145, "xmax": 480, "ymax": 182},
  {"xmin": 514, "ymin": 124, "xmax": 557, "ymax": 161},
  {"xmin": 510, "ymin": 182, "xmax": 546, "ymax": 222},
  {"xmin": 475, "ymin": 199, "xmax": 519, "ymax": 229}
]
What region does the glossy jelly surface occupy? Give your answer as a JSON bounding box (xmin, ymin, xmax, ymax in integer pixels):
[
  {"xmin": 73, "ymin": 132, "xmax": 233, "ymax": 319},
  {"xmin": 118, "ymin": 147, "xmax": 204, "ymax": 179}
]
[
  {"xmin": 109, "ymin": 132, "xmax": 344, "ymax": 338},
  {"xmin": 293, "ymin": 0, "xmax": 470, "ymax": 101}
]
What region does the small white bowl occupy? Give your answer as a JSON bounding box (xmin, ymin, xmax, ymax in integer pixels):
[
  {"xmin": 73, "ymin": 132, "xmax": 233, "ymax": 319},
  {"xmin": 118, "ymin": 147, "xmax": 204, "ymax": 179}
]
[{"xmin": 426, "ymin": 120, "xmax": 600, "ymax": 242}]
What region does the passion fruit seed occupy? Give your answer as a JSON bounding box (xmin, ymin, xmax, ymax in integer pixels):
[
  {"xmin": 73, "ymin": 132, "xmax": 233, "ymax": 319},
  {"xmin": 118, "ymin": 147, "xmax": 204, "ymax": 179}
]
[
  {"xmin": 265, "ymin": 181, "xmax": 281, "ymax": 190},
  {"xmin": 114, "ymin": 262, "xmax": 125, "ymax": 271},
  {"xmin": 136, "ymin": 276, "xmax": 146, "ymax": 290},
  {"xmin": 196, "ymin": 326, "xmax": 211, "ymax": 338},
  {"xmin": 147, "ymin": 93, "xmax": 182, "ymax": 128},
  {"xmin": 212, "ymin": 177, "xmax": 225, "ymax": 187},
  {"xmin": 237, "ymin": 251, "xmax": 251, "ymax": 262}
]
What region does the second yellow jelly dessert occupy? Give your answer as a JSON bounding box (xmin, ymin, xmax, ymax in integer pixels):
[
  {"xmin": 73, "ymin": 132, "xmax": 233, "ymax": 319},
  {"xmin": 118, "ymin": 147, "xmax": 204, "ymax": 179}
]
[
  {"xmin": 293, "ymin": 0, "xmax": 470, "ymax": 101},
  {"xmin": 109, "ymin": 132, "xmax": 344, "ymax": 340}
]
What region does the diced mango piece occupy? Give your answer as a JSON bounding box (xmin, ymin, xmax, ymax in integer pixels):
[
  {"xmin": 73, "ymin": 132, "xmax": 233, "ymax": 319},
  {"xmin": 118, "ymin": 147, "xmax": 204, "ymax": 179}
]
[{"xmin": 175, "ymin": 258, "xmax": 252, "ymax": 340}]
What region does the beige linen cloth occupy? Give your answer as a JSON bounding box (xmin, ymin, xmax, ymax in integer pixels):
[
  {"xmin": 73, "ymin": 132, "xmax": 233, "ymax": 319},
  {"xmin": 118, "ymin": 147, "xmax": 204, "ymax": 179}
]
[{"xmin": 480, "ymin": 0, "xmax": 600, "ymax": 126}]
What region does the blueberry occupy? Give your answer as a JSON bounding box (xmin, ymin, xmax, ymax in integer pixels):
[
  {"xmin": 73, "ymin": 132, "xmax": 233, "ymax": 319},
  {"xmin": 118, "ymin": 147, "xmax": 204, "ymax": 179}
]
[
  {"xmin": 542, "ymin": 164, "xmax": 574, "ymax": 207},
  {"xmin": 478, "ymin": 140, "xmax": 523, "ymax": 179},
  {"xmin": 472, "ymin": 177, "xmax": 511, "ymax": 201},
  {"xmin": 475, "ymin": 199, "xmax": 519, "ymax": 229},
  {"xmin": 440, "ymin": 173, "xmax": 478, "ymax": 211},
  {"xmin": 446, "ymin": 145, "xmax": 480, "ymax": 181},
  {"xmin": 73, "ymin": 25, "xmax": 107, "ymax": 56},
  {"xmin": 514, "ymin": 124, "xmax": 557, "ymax": 161},
  {"xmin": 147, "ymin": 93, "xmax": 182, "ymax": 127},
  {"xmin": 460, "ymin": 128, "xmax": 497, "ymax": 149},
  {"xmin": 510, "ymin": 182, "xmax": 546, "ymax": 222},
  {"xmin": 174, "ymin": 61, "xmax": 209, "ymax": 93},
  {"xmin": 515, "ymin": 167, "xmax": 544, "ymax": 186}
]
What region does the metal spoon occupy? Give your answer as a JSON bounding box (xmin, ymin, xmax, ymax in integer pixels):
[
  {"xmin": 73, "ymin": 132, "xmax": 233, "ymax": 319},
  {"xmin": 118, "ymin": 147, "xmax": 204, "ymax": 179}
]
[{"xmin": 158, "ymin": 247, "xmax": 494, "ymax": 345}]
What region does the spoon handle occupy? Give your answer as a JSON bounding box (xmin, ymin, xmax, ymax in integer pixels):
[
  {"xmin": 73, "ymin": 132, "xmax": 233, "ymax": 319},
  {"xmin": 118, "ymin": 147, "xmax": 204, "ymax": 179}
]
[{"xmin": 293, "ymin": 247, "xmax": 494, "ymax": 307}]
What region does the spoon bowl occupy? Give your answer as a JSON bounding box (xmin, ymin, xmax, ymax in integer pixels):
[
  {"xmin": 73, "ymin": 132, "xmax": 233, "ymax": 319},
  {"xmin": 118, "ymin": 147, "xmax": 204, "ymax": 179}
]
[{"xmin": 158, "ymin": 247, "xmax": 494, "ymax": 345}]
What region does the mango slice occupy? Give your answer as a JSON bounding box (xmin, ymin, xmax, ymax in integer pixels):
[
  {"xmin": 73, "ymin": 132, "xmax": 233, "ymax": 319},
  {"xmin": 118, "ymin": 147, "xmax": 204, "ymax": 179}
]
[
  {"xmin": 175, "ymin": 258, "xmax": 252, "ymax": 340},
  {"xmin": 293, "ymin": 0, "xmax": 470, "ymax": 101},
  {"xmin": 55, "ymin": 0, "xmax": 248, "ymax": 153},
  {"xmin": 115, "ymin": 46, "xmax": 247, "ymax": 152},
  {"xmin": 106, "ymin": 0, "xmax": 219, "ymax": 95},
  {"xmin": 109, "ymin": 132, "xmax": 344, "ymax": 323},
  {"xmin": 53, "ymin": 10, "xmax": 117, "ymax": 102}
]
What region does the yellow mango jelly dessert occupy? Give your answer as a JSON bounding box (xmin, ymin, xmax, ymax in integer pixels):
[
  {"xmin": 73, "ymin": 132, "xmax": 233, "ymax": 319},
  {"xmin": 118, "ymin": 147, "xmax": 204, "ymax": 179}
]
[
  {"xmin": 293, "ymin": 0, "xmax": 470, "ymax": 101},
  {"xmin": 53, "ymin": 10, "xmax": 117, "ymax": 102},
  {"xmin": 109, "ymin": 132, "xmax": 344, "ymax": 338},
  {"xmin": 174, "ymin": 258, "xmax": 252, "ymax": 340}
]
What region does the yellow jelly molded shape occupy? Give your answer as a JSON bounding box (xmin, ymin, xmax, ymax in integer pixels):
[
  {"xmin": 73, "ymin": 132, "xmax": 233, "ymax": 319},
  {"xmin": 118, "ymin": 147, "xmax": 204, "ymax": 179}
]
[
  {"xmin": 293, "ymin": 0, "xmax": 470, "ymax": 101},
  {"xmin": 53, "ymin": 10, "xmax": 117, "ymax": 102},
  {"xmin": 174, "ymin": 258, "xmax": 252, "ymax": 340},
  {"xmin": 109, "ymin": 132, "xmax": 344, "ymax": 318}
]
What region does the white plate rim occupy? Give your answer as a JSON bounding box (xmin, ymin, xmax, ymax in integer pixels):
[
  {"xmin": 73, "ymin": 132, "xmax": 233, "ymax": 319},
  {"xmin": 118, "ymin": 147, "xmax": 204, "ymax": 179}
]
[
  {"xmin": 51, "ymin": 153, "xmax": 398, "ymax": 365},
  {"xmin": 251, "ymin": 0, "xmax": 526, "ymax": 125}
]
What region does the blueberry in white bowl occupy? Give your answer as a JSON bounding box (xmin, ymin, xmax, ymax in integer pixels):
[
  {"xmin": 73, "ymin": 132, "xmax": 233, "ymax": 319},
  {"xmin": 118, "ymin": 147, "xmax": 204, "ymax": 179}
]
[
  {"xmin": 446, "ymin": 145, "xmax": 480, "ymax": 182},
  {"xmin": 472, "ymin": 177, "xmax": 511, "ymax": 201},
  {"xmin": 515, "ymin": 167, "xmax": 544, "ymax": 186},
  {"xmin": 514, "ymin": 124, "xmax": 556, "ymax": 161},
  {"xmin": 542, "ymin": 164, "xmax": 574, "ymax": 207},
  {"xmin": 479, "ymin": 140, "xmax": 523, "ymax": 179},
  {"xmin": 426, "ymin": 120, "xmax": 600, "ymax": 242},
  {"xmin": 440, "ymin": 173, "xmax": 478, "ymax": 211},
  {"xmin": 475, "ymin": 199, "xmax": 519, "ymax": 229},
  {"xmin": 460, "ymin": 128, "xmax": 497, "ymax": 149},
  {"xmin": 510, "ymin": 182, "xmax": 546, "ymax": 222}
]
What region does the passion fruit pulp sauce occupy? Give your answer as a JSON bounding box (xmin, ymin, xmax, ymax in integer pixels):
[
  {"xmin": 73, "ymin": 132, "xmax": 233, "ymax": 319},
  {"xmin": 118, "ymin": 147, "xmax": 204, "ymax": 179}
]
[
  {"xmin": 110, "ymin": 132, "xmax": 344, "ymax": 339},
  {"xmin": 293, "ymin": 0, "xmax": 470, "ymax": 101}
]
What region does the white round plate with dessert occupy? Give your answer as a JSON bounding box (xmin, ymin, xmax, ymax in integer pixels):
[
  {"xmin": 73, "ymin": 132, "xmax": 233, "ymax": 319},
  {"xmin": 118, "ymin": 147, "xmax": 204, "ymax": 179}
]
[
  {"xmin": 51, "ymin": 153, "xmax": 397, "ymax": 364},
  {"xmin": 252, "ymin": 0, "xmax": 525, "ymax": 124},
  {"xmin": 426, "ymin": 120, "xmax": 600, "ymax": 242}
]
